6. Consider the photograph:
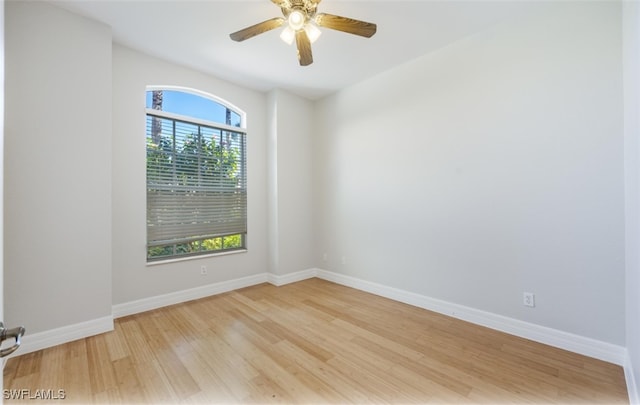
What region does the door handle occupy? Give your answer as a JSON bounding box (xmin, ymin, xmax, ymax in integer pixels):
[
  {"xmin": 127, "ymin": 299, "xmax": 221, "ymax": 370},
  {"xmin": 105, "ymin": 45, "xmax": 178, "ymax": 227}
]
[{"xmin": 0, "ymin": 322, "xmax": 25, "ymax": 357}]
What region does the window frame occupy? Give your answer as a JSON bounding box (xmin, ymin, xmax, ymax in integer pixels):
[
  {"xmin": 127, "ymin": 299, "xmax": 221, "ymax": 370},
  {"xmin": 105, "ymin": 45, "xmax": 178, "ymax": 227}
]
[
  {"xmin": 145, "ymin": 86, "xmax": 248, "ymax": 263},
  {"xmin": 146, "ymin": 85, "xmax": 247, "ymax": 128}
]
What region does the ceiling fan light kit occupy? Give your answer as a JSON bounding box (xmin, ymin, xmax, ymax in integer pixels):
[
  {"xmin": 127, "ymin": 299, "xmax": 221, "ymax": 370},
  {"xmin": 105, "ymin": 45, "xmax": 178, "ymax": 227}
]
[
  {"xmin": 230, "ymin": 0, "xmax": 377, "ymax": 66},
  {"xmin": 279, "ymin": 26, "xmax": 296, "ymax": 45},
  {"xmin": 287, "ymin": 9, "xmax": 306, "ymax": 31}
]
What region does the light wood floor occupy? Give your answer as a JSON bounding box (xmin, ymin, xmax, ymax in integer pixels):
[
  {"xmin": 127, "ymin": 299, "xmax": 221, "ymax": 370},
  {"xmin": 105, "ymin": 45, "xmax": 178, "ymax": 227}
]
[{"xmin": 4, "ymin": 278, "xmax": 629, "ymax": 404}]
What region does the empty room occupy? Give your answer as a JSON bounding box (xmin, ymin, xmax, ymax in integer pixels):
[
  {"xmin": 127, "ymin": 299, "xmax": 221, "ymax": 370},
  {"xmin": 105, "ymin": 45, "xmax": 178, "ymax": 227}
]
[{"xmin": 2, "ymin": 0, "xmax": 640, "ymax": 403}]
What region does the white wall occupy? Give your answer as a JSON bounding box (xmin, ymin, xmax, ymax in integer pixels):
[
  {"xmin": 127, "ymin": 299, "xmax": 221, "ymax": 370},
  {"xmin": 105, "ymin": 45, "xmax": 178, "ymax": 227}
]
[
  {"xmin": 624, "ymin": 0, "xmax": 640, "ymax": 401},
  {"xmin": 4, "ymin": 1, "xmax": 113, "ymax": 334},
  {"xmin": 112, "ymin": 45, "xmax": 269, "ymax": 305},
  {"xmin": 267, "ymin": 90, "xmax": 314, "ymax": 275},
  {"xmin": 314, "ymin": 2, "xmax": 625, "ymax": 345}
]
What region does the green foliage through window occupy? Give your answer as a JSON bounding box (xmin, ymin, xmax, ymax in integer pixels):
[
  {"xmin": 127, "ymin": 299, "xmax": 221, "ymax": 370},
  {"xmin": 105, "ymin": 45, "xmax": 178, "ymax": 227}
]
[{"xmin": 147, "ymin": 234, "xmax": 244, "ymax": 260}]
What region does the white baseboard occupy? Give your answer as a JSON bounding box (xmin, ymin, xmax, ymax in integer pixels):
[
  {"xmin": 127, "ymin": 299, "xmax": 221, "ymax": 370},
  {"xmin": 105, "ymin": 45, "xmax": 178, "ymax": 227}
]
[
  {"xmin": 315, "ymin": 269, "xmax": 627, "ymax": 366},
  {"xmin": 112, "ymin": 273, "xmax": 269, "ymax": 318},
  {"xmin": 112, "ymin": 269, "xmax": 317, "ymax": 318},
  {"xmin": 8, "ymin": 316, "xmax": 114, "ymax": 358},
  {"xmin": 267, "ymin": 268, "xmax": 317, "ymax": 286},
  {"xmin": 626, "ymin": 353, "xmax": 640, "ymax": 405},
  {"xmin": 112, "ymin": 269, "xmax": 318, "ymax": 318}
]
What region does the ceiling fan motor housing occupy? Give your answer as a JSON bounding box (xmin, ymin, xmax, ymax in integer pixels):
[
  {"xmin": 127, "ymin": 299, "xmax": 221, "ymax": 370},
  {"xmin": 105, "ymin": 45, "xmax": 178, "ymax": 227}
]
[{"xmin": 281, "ymin": 0, "xmax": 318, "ymax": 24}]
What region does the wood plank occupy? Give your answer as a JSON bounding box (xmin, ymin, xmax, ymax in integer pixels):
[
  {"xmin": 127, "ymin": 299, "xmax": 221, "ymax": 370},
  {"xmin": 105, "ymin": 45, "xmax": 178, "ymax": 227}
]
[{"xmin": 86, "ymin": 334, "xmax": 118, "ymax": 395}]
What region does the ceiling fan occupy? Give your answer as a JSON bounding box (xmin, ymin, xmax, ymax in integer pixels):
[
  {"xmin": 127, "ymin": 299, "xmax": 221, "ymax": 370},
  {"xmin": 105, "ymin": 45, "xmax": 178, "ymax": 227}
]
[{"xmin": 229, "ymin": 0, "xmax": 377, "ymax": 66}]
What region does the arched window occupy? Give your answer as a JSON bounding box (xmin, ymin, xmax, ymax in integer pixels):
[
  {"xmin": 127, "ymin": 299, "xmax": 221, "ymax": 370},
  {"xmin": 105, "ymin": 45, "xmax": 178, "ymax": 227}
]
[{"xmin": 145, "ymin": 87, "xmax": 247, "ymax": 261}]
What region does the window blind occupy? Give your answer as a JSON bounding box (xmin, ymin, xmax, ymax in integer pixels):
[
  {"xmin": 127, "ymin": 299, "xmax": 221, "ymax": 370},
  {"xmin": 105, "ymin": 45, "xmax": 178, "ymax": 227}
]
[{"xmin": 146, "ymin": 112, "xmax": 247, "ymax": 248}]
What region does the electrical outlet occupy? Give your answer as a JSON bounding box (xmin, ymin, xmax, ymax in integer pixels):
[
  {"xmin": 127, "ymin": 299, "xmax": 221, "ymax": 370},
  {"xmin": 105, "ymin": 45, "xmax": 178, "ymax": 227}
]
[
  {"xmin": 200, "ymin": 265, "xmax": 208, "ymax": 275},
  {"xmin": 341, "ymin": 256, "xmax": 347, "ymax": 265},
  {"xmin": 323, "ymin": 253, "xmax": 328, "ymax": 261},
  {"xmin": 523, "ymin": 292, "xmax": 535, "ymax": 307}
]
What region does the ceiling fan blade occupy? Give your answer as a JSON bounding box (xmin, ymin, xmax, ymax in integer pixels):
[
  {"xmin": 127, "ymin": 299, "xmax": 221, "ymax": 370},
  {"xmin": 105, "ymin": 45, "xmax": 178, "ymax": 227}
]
[
  {"xmin": 295, "ymin": 29, "xmax": 313, "ymax": 66},
  {"xmin": 271, "ymin": 0, "xmax": 290, "ymax": 7},
  {"xmin": 230, "ymin": 17, "xmax": 285, "ymax": 42},
  {"xmin": 315, "ymin": 13, "xmax": 377, "ymax": 38}
]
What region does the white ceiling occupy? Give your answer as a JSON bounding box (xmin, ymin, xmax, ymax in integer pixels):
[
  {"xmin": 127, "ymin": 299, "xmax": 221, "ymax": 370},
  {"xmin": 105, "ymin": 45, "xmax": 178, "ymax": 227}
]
[{"xmin": 49, "ymin": 0, "xmax": 548, "ymax": 100}]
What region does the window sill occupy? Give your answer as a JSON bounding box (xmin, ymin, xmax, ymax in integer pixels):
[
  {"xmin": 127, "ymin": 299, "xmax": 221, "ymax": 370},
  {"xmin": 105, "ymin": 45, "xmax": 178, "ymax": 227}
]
[{"xmin": 146, "ymin": 249, "xmax": 247, "ymax": 267}]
